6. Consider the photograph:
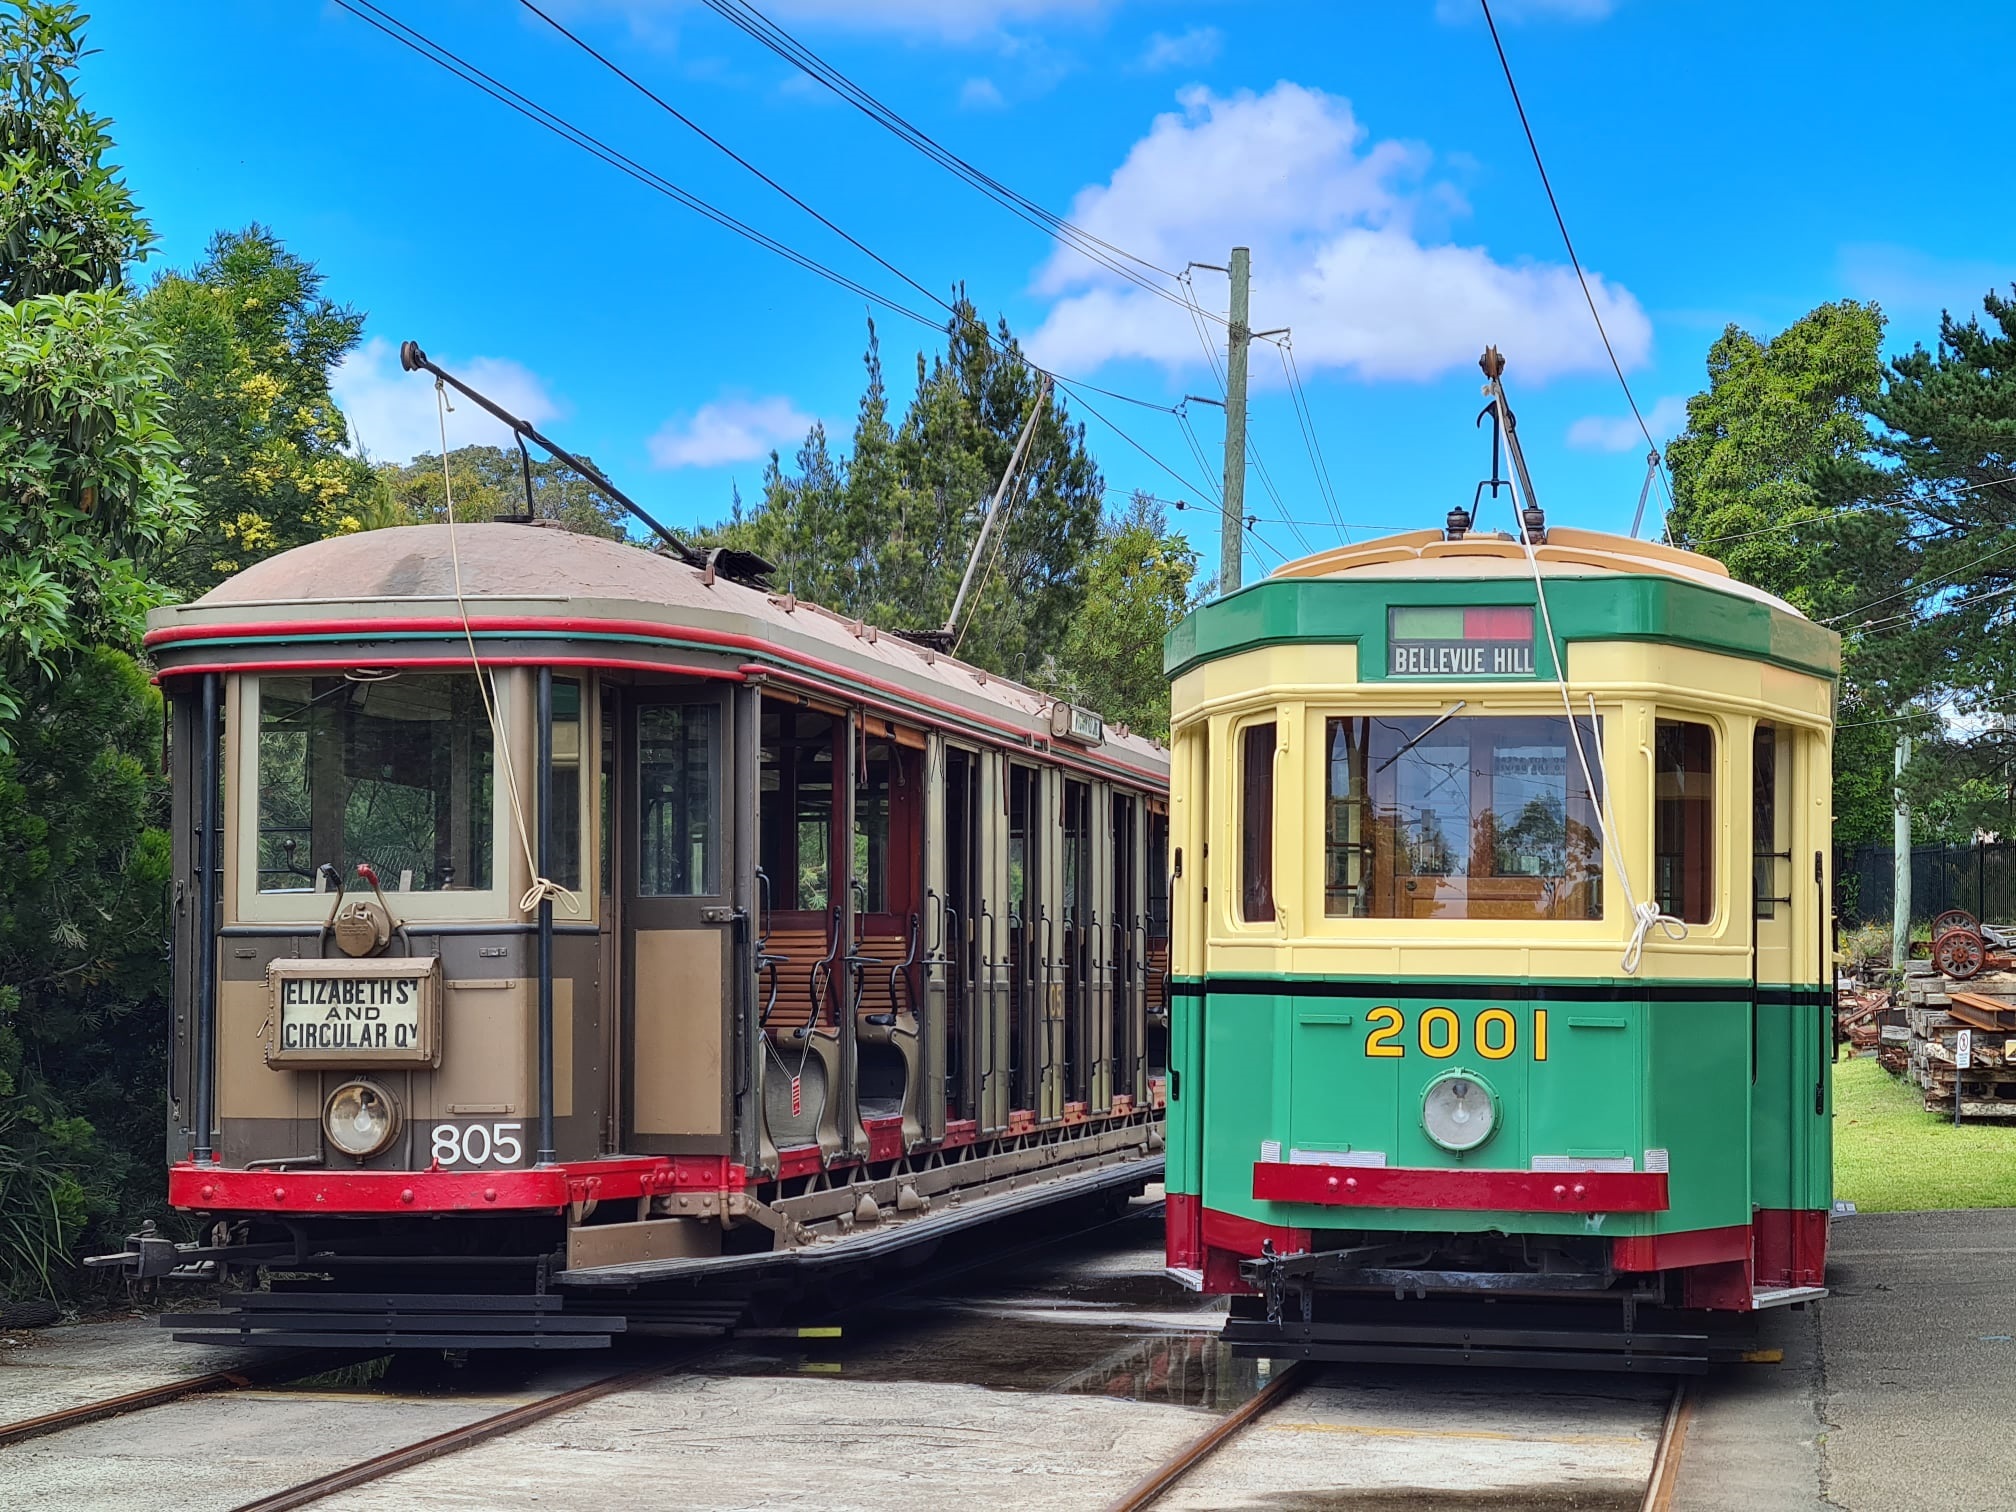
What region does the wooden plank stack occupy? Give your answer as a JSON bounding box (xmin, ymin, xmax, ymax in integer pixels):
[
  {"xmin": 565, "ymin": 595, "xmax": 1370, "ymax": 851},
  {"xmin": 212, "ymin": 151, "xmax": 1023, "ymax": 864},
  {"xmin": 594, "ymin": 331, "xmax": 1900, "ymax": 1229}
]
[{"xmin": 1898, "ymin": 959, "xmax": 2016, "ymax": 1117}]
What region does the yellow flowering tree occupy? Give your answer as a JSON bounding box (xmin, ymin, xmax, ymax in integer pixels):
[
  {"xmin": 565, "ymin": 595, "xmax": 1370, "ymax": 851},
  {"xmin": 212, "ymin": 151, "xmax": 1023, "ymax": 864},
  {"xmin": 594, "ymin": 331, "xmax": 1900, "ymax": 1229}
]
[{"xmin": 140, "ymin": 225, "xmax": 381, "ymax": 591}]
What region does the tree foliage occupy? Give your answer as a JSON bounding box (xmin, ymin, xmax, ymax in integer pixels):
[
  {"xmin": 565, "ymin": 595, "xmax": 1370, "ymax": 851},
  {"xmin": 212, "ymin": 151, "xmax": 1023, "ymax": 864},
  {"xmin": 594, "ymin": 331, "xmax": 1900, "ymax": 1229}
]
[
  {"xmin": 374, "ymin": 445, "xmax": 630, "ymax": 538},
  {"xmin": 0, "ymin": 649, "xmax": 170, "ymax": 1298},
  {"xmin": 0, "ymin": 1, "xmax": 191, "ymax": 738},
  {"xmin": 703, "ymin": 302, "xmax": 1111, "ymax": 684},
  {"xmin": 1040, "ymin": 494, "xmax": 1199, "ymax": 741},
  {"xmin": 141, "ymin": 225, "xmax": 378, "ymax": 590}
]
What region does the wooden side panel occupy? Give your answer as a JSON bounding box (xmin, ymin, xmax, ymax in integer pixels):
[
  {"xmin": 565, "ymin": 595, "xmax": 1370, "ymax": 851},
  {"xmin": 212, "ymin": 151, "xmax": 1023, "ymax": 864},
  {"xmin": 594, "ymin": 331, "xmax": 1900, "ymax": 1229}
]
[{"xmin": 632, "ymin": 930, "xmax": 724, "ymax": 1135}]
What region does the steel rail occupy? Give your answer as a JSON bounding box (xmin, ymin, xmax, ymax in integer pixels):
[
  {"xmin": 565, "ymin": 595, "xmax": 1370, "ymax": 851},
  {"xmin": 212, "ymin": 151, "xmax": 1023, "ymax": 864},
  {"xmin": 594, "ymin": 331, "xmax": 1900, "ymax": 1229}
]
[
  {"xmin": 0, "ymin": 1352, "xmax": 354, "ymax": 1448},
  {"xmin": 224, "ymin": 1351, "xmax": 705, "ymax": 1512},
  {"xmin": 1102, "ymin": 1360, "xmax": 1312, "ymax": 1512},
  {"xmin": 1105, "ymin": 1363, "xmax": 1693, "ymax": 1512},
  {"xmin": 225, "ymin": 1199, "xmax": 1167, "ymax": 1511},
  {"xmin": 1640, "ymin": 1381, "xmax": 1697, "ymax": 1512}
]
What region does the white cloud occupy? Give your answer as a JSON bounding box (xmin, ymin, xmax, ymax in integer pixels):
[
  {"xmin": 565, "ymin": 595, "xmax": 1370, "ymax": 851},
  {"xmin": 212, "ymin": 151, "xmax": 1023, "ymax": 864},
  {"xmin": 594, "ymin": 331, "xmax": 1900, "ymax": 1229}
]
[
  {"xmin": 1137, "ymin": 25, "xmax": 1220, "ymax": 72},
  {"xmin": 959, "ymin": 76, "xmax": 1006, "ymax": 110},
  {"xmin": 1566, "ymin": 394, "xmax": 1689, "ymax": 452},
  {"xmin": 1434, "ymin": 0, "xmax": 1617, "ymax": 22},
  {"xmin": 648, "ymin": 395, "xmax": 815, "ymax": 469},
  {"xmin": 332, "ymin": 338, "xmax": 565, "ymax": 466},
  {"xmin": 1028, "ymin": 83, "xmax": 1651, "ymax": 384}
]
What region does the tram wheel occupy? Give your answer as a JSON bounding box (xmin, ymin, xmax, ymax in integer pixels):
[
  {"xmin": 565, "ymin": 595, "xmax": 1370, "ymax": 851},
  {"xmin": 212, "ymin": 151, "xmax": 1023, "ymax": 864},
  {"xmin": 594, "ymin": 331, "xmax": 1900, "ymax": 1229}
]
[
  {"xmin": 1934, "ymin": 927, "xmax": 1985, "ymax": 981},
  {"xmin": 1933, "ymin": 909, "xmax": 1979, "ymax": 940}
]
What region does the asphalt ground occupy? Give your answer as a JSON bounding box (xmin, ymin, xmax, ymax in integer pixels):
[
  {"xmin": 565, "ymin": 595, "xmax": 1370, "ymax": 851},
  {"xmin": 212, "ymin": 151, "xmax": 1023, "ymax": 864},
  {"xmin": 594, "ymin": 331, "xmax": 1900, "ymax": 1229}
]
[{"xmin": 1674, "ymin": 1206, "xmax": 2016, "ymax": 1512}]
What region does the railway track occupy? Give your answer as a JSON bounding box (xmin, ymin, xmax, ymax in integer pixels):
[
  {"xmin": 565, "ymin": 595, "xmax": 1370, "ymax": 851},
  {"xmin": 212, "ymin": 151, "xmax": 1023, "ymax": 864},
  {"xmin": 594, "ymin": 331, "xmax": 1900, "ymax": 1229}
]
[
  {"xmin": 1104, "ymin": 1367, "xmax": 1695, "ymax": 1512},
  {"xmin": 0, "ymin": 1351, "xmax": 359, "ymax": 1449}
]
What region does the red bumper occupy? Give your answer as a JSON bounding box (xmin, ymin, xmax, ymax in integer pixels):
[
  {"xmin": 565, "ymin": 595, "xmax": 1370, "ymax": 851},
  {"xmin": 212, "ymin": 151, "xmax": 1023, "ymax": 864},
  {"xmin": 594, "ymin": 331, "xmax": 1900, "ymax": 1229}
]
[
  {"xmin": 1251, "ymin": 1162, "xmax": 1669, "ymax": 1213},
  {"xmin": 169, "ymin": 1156, "xmax": 743, "ymax": 1215}
]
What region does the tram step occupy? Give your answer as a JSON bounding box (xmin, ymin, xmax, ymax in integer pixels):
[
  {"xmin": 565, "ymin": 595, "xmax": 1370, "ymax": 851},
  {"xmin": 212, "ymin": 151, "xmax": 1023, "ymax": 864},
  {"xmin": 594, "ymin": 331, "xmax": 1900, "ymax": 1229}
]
[
  {"xmin": 1224, "ymin": 1316, "xmax": 1710, "ymax": 1374},
  {"xmin": 159, "ymin": 1290, "xmax": 627, "ymax": 1350}
]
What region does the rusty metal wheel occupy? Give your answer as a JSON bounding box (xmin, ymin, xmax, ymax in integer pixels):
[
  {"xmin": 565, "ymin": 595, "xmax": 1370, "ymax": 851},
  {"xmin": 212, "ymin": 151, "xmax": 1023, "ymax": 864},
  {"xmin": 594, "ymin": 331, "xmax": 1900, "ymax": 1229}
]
[
  {"xmin": 1935, "ymin": 927, "xmax": 1986, "ymax": 980},
  {"xmin": 1934, "ymin": 909, "xmax": 1979, "ymax": 939}
]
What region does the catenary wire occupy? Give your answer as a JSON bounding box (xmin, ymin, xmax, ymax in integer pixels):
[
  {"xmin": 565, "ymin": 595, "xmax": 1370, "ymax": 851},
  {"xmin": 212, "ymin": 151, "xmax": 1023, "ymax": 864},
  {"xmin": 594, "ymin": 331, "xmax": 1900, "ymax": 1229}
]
[
  {"xmin": 693, "ymin": 0, "xmax": 1211, "ymax": 321},
  {"xmin": 339, "ymin": 1, "xmax": 1214, "ymax": 524},
  {"xmin": 1478, "ymin": 0, "xmax": 1677, "ymax": 541}
]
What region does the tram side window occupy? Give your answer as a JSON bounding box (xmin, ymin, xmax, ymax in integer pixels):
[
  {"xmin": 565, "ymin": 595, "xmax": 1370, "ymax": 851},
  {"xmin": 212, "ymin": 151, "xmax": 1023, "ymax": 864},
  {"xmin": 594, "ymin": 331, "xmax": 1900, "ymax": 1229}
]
[
  {"xmin": 550, "ymin": 677, "xmax": 583, "ymax": 892},
  {"xmin": 639, "ymin": 703, "xmax": 718, "ymax": 896},
  {"xmin": 1655, "ymin": 719, "xmax": 1715, "ymax": 924},
  {"xmin": 759, "ymin": 704, "xmax": 836, "ymax": 912},
  {"xmin": 256, "ymin": 673, "xmax": 494, "ymax": 892},
  {"xmin": 1240, "ymin": 722, "xmax": 1277, "ymax": 923},
  {"xmin": 1323, "ymin": 714, "xmax": 1602, "ymax": 921}
]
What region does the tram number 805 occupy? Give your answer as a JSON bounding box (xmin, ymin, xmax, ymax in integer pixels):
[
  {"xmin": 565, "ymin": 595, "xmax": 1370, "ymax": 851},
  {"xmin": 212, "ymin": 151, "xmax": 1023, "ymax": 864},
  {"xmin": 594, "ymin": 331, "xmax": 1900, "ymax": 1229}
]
[
  {"xmin": 1363, "ymin": 1006, "xmax": 1548, "ymax": 1062},
  {"xmin": 430, "ymin": 1122, "xmax": 525, "ymax": 1167}
]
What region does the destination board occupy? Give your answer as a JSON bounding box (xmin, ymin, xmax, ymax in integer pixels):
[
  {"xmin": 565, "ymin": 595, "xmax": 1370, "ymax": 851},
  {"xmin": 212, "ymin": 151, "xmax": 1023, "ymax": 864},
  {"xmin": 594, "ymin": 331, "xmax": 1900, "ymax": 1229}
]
[
  {"xmin": 266, "ymin": 956, "xmax": 441, "ymax": 1067},
  {"xmin": 1388, "ymin": 605, "xmax": 1536, "ymax": 677}
]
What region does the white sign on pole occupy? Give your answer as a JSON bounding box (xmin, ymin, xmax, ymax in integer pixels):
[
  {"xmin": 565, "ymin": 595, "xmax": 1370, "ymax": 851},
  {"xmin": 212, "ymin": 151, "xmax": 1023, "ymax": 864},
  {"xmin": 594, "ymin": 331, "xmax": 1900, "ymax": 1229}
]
[{"xmin": 1957, "ymin": 1028, "xmax": 1974, "ymax": 1070}]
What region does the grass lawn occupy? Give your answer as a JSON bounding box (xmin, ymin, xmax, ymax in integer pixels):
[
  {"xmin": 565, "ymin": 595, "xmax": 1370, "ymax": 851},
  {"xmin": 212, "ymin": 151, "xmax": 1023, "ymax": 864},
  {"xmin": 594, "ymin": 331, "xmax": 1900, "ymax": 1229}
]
[{"xmin": 1833, "ymin": 1052, "xmax": 2016, "ymax": 1211}]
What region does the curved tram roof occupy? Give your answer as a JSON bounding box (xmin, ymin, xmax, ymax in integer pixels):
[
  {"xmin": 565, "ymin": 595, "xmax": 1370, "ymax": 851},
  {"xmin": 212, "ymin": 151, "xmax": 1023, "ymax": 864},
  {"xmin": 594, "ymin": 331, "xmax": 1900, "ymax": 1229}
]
[
  {"xmin": 1168, "ymin": 525, "xmax": 1840, "ymax": 685},
  {"xmin": 144, "ymin": 523, "xmax": 1168, "ymax": 788}
]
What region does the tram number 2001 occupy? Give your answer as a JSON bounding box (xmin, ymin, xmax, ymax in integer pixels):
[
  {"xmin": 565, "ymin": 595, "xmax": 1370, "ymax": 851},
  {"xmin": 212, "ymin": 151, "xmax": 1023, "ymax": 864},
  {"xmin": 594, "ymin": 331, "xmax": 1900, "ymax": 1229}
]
[
  {"xmin": 1363, "ymin": 1006, "xmax": 1549, "ymax": 1062},
  {"xmin": 431, "ymin": 1122, "xmax": 524, "ymax": 1167}
]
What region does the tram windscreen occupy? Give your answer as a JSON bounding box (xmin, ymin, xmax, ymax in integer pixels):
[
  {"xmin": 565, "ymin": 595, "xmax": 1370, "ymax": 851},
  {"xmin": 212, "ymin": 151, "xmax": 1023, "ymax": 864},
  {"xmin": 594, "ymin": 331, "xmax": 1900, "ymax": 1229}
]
[
  {"xmin": 256, "ymin": 674, "xmax": 494, "ymax": 892},
  {"xmin": 1324, "ymin": 714, "xmax": 1602, "ymax": 920}
]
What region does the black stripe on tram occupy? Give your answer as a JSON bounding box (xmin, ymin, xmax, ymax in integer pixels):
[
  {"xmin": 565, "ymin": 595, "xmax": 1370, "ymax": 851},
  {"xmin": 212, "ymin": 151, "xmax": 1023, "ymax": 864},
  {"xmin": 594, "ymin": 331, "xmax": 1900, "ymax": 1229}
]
[{"xmin": 1172, "ymin": 977, "xmax": 1830, "ymax": 1005}]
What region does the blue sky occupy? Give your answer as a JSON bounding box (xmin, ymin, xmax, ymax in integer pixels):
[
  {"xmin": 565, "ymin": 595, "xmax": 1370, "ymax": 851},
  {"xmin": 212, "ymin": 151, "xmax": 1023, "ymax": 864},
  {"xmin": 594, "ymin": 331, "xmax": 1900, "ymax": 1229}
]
[{"xmin": 79, "ymin": 0, "xmax": 2015, "ymax": 573}]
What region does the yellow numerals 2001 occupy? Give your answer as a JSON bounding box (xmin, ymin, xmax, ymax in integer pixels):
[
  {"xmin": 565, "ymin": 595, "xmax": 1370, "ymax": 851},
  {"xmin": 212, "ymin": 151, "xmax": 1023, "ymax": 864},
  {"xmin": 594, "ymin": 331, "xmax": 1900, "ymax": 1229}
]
[{"xmin": 1363, "ymin": 1005, "xmax": 1546, "ymax": 1061}]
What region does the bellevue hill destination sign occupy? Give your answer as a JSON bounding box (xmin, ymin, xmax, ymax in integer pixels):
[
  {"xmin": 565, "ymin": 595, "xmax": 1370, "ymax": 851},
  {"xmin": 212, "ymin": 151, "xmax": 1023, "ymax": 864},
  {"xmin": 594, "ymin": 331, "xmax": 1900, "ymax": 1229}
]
[{"xmin": 1388, "ymin": 605, "xmax": 1537, "ymax": 676}]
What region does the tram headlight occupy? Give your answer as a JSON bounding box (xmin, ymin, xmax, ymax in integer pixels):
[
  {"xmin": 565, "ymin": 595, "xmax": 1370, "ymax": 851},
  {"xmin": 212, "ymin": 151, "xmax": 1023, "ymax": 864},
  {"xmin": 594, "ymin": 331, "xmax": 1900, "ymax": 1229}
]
[
  {"xmin": 323, "ymin": 1080, "xmax": 399, "ymax": 1158},
  {"xmin": 1421, "ymin": 1072, "xmax": 1497, "ymax": 1153}
]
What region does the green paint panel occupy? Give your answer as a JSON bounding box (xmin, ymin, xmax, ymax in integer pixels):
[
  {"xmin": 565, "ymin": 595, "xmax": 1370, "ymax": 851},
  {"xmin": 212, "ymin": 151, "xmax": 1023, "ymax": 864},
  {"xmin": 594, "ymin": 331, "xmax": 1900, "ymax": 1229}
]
[
  {"xmin": 1189, "ymin": 975, "xmax": 1793, "ymax": 1239},
  {"xmin": 1390, "ymin": 605, "xmax": 1465, "ymax": 639},
  {"xmin": 1166, "ymin": 573, "xmax": 1840, "ymax": 683}
]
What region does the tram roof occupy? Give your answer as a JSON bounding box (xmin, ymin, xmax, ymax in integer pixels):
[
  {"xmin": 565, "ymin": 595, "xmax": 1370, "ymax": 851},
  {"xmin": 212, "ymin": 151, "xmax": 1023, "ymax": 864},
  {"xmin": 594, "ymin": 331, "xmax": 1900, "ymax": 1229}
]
[
  {"xmin": 1168, "ymin": 526, "xmax": 1840, "ymax": 682},
  {"xmin": 145, "ymin": 523, "xmax": 1168, "ymax": 781}
]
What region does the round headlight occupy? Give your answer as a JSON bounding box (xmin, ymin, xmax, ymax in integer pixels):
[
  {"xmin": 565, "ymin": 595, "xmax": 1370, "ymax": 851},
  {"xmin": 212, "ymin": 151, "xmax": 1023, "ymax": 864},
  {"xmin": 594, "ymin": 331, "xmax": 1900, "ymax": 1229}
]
[
  {"xmin": 324, "ymin": 1080, "xmax": 399, "ymax": 1157},
  {"xmin": 1422, "ymin": 1071, "xmax": 1496, "ymax": 1152}
]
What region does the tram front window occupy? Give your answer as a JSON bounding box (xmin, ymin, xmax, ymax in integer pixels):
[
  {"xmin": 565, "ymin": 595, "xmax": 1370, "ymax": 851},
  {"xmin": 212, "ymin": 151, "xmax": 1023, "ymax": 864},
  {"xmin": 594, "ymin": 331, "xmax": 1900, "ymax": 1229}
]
[
  {"xmin": 256, "ymin": 673, "xmax": 494, "ymax": 892},
  {"xmin": 1324, "ymin": 714, "xmax": 1602, "ymax": 921}
]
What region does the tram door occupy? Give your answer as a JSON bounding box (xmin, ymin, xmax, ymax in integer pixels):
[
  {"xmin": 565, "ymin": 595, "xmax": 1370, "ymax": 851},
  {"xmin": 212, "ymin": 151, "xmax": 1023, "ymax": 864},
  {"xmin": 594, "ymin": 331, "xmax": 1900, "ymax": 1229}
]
[
  {"xmin": 1751, "ymin": 722, "xmax": 1807, "ymax": 1215},
  {"xmin": 620, "ymin": 682, "xmax": 736, "ymax": 1154}
]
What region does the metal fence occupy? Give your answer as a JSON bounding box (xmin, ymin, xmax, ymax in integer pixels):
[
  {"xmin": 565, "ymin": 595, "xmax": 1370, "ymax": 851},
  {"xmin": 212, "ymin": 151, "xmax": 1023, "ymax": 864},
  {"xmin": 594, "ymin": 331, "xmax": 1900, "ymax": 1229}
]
[{"xmin": 1836, "ymin": 841, "xmax": 2016, "ymax": 928}]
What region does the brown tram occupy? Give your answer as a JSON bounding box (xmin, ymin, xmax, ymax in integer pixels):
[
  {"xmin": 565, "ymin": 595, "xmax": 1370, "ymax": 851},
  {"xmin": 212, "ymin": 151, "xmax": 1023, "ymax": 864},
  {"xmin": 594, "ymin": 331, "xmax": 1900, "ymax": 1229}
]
[{"xmin": 107, "ymin": 519, "xmax": 1170, "ymax": 1348}]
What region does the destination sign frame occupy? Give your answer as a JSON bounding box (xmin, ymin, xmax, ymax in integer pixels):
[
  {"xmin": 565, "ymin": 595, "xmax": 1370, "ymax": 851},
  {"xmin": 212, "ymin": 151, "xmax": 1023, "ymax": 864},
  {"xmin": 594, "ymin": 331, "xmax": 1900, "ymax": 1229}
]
[
  {"xmin": 265, "ymin": 955, "xmax": 442, "ymax": 1069},
  {"xmin": 1387, "ymin": 604, "xmax": 1538, "ymax": 679}
]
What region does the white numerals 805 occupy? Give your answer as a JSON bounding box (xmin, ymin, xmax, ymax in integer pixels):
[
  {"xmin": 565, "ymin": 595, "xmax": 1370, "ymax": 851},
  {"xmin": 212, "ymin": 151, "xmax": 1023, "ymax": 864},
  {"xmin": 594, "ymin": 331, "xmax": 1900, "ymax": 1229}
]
[{"xmin": 431, "ymin": 1122, "xmax": 523, "ymax": 1167}]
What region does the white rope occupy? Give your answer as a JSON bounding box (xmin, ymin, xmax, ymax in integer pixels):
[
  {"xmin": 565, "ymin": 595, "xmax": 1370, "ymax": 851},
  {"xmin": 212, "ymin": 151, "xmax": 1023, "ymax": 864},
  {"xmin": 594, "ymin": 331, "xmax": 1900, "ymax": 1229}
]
[
  {"xmin": 434, "ymin": 381, "xmax": 580, "ymax": 920},
  {"xmin": 1492, "ymin": 388, "xmax": 1683, "ymax": 974}
]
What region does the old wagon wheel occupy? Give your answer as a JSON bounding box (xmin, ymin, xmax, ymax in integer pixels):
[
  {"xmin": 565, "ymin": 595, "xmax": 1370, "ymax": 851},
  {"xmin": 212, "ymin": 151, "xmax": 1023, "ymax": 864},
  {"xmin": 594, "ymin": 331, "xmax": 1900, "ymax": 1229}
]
[
  {"xmin": 1933, "ymin": 909, "xmax": 1979, "ymax": 940},
  {"xmin": 1934, "ymin": 927, "xmax": 1986, "ymax": 981}
]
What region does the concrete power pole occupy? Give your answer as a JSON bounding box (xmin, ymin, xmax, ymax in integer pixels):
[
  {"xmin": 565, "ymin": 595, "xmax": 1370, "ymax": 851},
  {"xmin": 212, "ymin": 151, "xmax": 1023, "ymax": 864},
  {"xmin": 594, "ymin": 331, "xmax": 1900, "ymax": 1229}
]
[
  {"xmin": 1893, "ymin": 731, "xmax": 1912, "ymax": 971},
  {"xmin": 1219, "ymin": 246, "xmax": 1252, "ymax": 595}
]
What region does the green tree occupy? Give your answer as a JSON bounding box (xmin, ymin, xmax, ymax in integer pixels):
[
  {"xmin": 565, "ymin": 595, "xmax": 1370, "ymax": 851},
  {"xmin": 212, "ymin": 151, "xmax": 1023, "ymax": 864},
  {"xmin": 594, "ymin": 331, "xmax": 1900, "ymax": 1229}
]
[
  {"xmin": 141, "ymin": 225, "xmax": 379, "ymax": 589},
  {"xmin": 1846, "ymin": 289, "xmax": 2016, "ymax": 839},
  {"xmin": 1040, "ymin": 494, "xmax": 1199, "ymax": 741},
  {"xmin": 705, "ymin": 300, "xmax": 1106, "ymax": 684},
  {"xmin": 0, "ymin": 2, "xmax": 192, "ymax": 736},
  {"xmin": 1664, "ymin": 301, "xmax": 1913, "ymax": 847},
  {"xmin": 0, "ymin": 649, "xmax": 169, "ymax": 1298},
  {"xmin": 374, "ymin": 445, "xmax": 631, "ymax": 539}
]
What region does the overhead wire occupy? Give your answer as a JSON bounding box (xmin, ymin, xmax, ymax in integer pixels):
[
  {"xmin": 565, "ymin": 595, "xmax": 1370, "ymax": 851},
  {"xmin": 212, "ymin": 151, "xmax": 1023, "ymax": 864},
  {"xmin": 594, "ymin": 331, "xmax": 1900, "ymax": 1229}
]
[
  {"xmin": 1478, "ymin": 0, "xmax": 1678, "ymax": 542},
  {"xmin": 339, "ymin": 0, "xmax": 1217, "ymax": 535},
  {"xmin": 1278, "ymin": 340, "xmax": 1349, "ymax": 540},
  {"xmin": 692, "ymin": 0, "xmax": 1213, "ymax": 323}
]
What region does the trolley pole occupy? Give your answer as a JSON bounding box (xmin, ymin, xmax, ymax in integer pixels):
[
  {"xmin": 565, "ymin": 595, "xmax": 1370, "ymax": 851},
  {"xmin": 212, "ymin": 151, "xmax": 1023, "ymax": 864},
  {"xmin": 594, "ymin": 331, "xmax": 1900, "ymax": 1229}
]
[{"xmin": 1220, "ymin": 246, "xmax": 1251, "ymax": 595}]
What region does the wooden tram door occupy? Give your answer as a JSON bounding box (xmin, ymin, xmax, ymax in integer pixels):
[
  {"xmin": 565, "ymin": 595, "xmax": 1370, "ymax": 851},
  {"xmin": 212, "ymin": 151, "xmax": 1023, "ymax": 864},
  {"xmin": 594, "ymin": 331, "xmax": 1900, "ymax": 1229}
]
[
  {"xmin": 1110, "ymin": 792, "xmax": 1147, "ymax": 1104},
  {"xmin": 928, "ymin": 740, "xmax": 984, "ymax": 1137},
  {"xmin": 619, "ymin": 682, "xmax": 738, "ymax": 1155},
  {"xmin": 977, "ymin": 749, "xmax": 1013, "ymax": 1133},
  {"xmin": 1751, "ymin": 721, "xmax": 1824, "ymax": 1227}
]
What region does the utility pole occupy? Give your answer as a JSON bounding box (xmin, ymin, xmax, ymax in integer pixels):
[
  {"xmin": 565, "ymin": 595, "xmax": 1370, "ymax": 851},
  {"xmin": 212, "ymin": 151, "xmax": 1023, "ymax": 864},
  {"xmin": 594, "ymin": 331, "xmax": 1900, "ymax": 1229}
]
[
  {"xmin": 1220, "ymin": 246, "xmax": 1251, "ymax": 594},
  {"xmin": 1893, "ymin": 732, "xmax": 1912, "ymax": 972}
]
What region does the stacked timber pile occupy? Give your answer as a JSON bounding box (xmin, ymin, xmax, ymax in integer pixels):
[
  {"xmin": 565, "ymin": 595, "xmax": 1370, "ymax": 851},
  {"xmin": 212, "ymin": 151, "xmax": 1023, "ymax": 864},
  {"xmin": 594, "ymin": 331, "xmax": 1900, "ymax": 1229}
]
[{"xmin": 1899, "ymin": 962, "xmax": 2016, "ymax": 1117}]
